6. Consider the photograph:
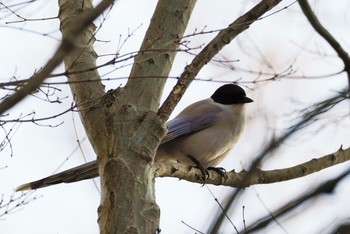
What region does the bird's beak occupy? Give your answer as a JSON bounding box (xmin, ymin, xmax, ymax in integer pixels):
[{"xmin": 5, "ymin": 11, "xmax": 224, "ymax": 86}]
[{"xmin": 242, "ymin": 96, "xmax": 253, "ymax": 103}]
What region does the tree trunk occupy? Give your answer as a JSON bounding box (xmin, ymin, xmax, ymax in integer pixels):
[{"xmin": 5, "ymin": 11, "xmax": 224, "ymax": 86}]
[{"xmin": 58, "ymin": 0, "xmax": 196, "ymax": 232}]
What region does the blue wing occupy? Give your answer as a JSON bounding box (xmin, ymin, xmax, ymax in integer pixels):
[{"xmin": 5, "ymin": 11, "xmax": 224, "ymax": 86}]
[{"xmin": 161, "ymin": 100, "xmax": 222, "ymax": 144}]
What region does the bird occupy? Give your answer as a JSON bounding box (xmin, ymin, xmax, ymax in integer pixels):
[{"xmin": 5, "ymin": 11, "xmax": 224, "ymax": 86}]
[{"xmin": 16, "ymin": 84, "xmax": 253, "ymax": 191}]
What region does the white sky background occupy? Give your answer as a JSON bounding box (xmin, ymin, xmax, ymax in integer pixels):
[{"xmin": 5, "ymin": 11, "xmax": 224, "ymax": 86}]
[{"xmin": 1, "ymin": 0, "xmax": 350, "ymax": 233}]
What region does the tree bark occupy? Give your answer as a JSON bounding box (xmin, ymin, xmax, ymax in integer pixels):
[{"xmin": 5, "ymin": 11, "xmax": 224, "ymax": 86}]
[
  {"xmin": 59, "ymin": 0, "xmax": 196, "ymax": 233},
  {"xmin": 58, "ymin": 0, "xmax": 108, "ymax": 154}
]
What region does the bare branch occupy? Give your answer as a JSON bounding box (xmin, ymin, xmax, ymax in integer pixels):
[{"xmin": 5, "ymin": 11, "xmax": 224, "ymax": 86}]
[
  {"xmin": 244, "ymin": 168, "xmax": 350, "ymax": 233},
  {"xmin": 155, "ymin": 146, "xmax": 350, "ymax": 187},
  {"xmin": 298, "ymin": 0, "xmax": 350, "ymax": 88},
  {"xmin": 0, "ymin": 0, "xmax": 115, "ymax": 115},
  {"xmin": 0, "ymin": 2, "xmax": 58, "ymax": 24},
  {"xmin": 16, "ymin": 146, "xmax": 350, "ymax": 191},
  {"xmin": 157, "ymin": 0, "xmax": 283, "ymax": 122},
  {"xmin": 0, "ymin": 191, "xmax": 40, "ymax": 218}
]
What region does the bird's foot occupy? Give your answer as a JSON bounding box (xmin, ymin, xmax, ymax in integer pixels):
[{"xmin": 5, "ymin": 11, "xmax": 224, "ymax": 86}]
[
  {"xmin": 207, "ymin": 167, "xmax": 228, "ymax": 179},
  {"xmin": 186, "ymin": 155, "xmax": 209, "ymax": 184}
]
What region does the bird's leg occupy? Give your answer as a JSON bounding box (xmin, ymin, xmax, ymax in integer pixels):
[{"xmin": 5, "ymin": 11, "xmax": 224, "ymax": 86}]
[{"xmin": 186, "ymin": 155, "xmax": 209, "ymax": 182}]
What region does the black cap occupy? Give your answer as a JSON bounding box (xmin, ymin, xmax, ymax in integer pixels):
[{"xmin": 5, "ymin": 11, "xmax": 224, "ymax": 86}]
[{"xmin": 211, "ymin": 84, "xmax": 253, "ymax": 105}]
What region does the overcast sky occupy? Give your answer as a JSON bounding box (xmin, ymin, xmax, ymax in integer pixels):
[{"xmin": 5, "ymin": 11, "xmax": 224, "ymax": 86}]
[{"xmin": 1, "ymin": 0, "xmax": 350, "ymax": 233}]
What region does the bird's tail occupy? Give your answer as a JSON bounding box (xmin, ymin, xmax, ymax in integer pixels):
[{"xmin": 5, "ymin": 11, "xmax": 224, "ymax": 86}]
[{"xmin": 16, "ymin": 161, "xmax": 98, "ymax": 191}]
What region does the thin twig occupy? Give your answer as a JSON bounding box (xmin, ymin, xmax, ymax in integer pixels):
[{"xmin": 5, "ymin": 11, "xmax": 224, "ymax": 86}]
[
  {"xmin": 0, "ymin": 0, "xmax": 115, "ymax": 115},
  {"xmin": 157, "ymin": 0, "xmax": 284, "ymax": 122},
  {"xmin": 298, "ymin": 0, "xmax": 350, "ymax": 89}
]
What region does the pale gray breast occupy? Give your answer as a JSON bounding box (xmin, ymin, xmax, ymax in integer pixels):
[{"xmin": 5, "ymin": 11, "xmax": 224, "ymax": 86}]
[
  {"xmin": 177, "ymin": 104, "xmax": 245, "ymax": 167},
  {"xmin": 156, "ymin": 101, "xmax": 246, "ymax": 167}
]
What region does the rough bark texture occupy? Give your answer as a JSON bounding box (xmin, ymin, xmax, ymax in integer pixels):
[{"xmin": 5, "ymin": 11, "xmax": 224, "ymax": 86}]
[
  {"xmin": 58, "ymin": 0, "xmax": 196, "ymax": 233},
  {"xmin": 58, "ymin": 0, "xmax": 108, "ymax": 154},
  {"xmin": 97, "ymin": 2, "xmax": 197, "ymax": 232}
]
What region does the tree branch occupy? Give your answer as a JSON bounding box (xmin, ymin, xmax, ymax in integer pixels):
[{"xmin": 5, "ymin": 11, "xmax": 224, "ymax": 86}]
[
  {"xmin": 124, "ymin": 1, "xmax": 197, "ymax": 112},
  {"xmin": 155, "ymin": 146, "xmax": 350, "ymax": 187},
  {"xmin": 157, "ymin": 0, "xmax": 283, "ymax": 122},
  {"xmin": 298, "ymin": 0, "xmax": 350, "ymax": 88},
  {"xmin": 16, "ymin": 147, "xmax": 350, "ymax": 190},
  {"xmin": 0, "ymin": 0, "xmax": 115, "ymax": 115},
  {"xmin": 97, "ymin": 1, "xmax": 197, "ymax": 233},
  {"xmin": 245, "ymin": 167, "xmax": 350, "ymax": 233},
  {"xmin": 58, "ymin": 0, "xmax": 111, "ymax": 152}
]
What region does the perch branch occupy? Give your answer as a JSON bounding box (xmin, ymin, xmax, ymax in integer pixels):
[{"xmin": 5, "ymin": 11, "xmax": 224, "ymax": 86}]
[{"xmin": 155, "ymin": 146, "xmax": 350, "ymax": 187}]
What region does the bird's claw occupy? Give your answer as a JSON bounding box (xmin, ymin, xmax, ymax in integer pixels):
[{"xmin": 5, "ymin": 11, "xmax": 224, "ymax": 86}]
[
  {"xmin": 186, "ymin": 155, "xmax": 209, "ymax": 185},
  {"xmin": 190, "ymin": 164, "xmax": 209, "ymax": 185},
  {"xmin": 207, "ymin": 166, "xmax": 227, "ymax": 179}
]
